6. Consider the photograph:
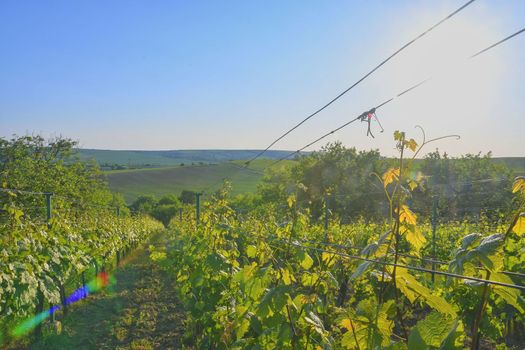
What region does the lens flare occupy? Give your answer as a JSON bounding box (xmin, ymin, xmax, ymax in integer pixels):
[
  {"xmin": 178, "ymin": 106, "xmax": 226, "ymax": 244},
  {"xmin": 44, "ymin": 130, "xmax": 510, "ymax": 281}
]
[
  {"xmin": 11, "ymin": 306, "xmax": 59, "ymax": 337},
  {"xmin": 10, "ymin": 272, "xmax": 114, "ymax": 337}
]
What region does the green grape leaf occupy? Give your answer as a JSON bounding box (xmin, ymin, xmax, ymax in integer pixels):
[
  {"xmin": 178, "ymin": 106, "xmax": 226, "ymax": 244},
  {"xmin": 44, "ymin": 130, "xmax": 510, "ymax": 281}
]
[
  {"xmin": 246, "ymin": 245, "xmax": 257, "ymax": 258},
  {"xmin": 301, "ymin": 272, "xmax": 318, "ymax": 287},
  {"xmin": 279, "ymin": 267, "xmax": 294, "ymax": 285},
  {"xmin": 339, "ymin": 297, "xmax": 394, "ymax": 349},
  {"xmin": 491, "ymin": 272, "xmax": 525, "ymax": 313},
  {"xmin": 460, "ymin": 233, "xmax": 482, "ymax": 250},
  {"xmin": 350, "ymin": 261, "xmax": 373, "ymax": 280},
  {"xmin": 440, "ymin": 319, "xmax": 463, "ymax": 350},
  {"xmin": 464, "ymin": 233, "xmax": 504, "ymax": 271},
  {"xmin": 408, "ymin": 311, "xmax": 459, "ymax": 350},
  {"xmin": 395, "ymin": 267, "xmax": 456, "ymax": 316},
  {"xmin": 304, "ymin": 311, "xmax": 325, "ymax": 336},
  {"xmin": 299, "ymin": 250, "xmax": 314, "ymax": 270},
  {"xmin": 321, "ymin": 252, "xmax": 336, "ymax": 267}
]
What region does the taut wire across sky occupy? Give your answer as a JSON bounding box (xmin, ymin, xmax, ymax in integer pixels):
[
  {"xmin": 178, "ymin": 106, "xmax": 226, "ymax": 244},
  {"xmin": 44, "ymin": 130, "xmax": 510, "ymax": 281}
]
[{"xmin": 1, "ymin": 1, "xmax": 524, "ymax": 156}]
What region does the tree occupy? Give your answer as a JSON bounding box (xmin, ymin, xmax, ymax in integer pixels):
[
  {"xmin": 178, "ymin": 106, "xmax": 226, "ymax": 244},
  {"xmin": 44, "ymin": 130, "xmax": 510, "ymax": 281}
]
[
  {"xmin": 151, "ymin": 204, "xmax": 179, "ymax": 227},
  {"xmin": 129, "ymin": 194, "xmax": 181, "ymax": 227},
  {"xmin": 258, "ymin": 142, "xmax": 389, "ymax": 222},
  {"xmin": 179, "ymin": 190, "xmax": 196, "ymax": 204},
  {"xmin": 158, "ymin": 194, "xmax": 181, "ymax": 206},
  {"xmin": 129, "ymin": 195, "xmax": 156, "ymax": 214},
  {"xmin": 0, "ymin": 135, "xmax": 112, "ymax": 216},
  {"xmin": 418, "ymin": 150, "xmax": 513, "ymax": 219}
]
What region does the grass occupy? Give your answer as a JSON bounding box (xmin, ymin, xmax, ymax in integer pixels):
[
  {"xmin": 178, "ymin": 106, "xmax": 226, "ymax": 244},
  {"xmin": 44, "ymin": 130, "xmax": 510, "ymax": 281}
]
[
  {"xmin": 77, "ymin": 149, "xmax": 193, "ymax": 167},
  {"xmin": 231, "ymin": 158, "xmax": 295, "ymax": 172},
  {"xmin": 15, "ymin": 237, "xmax": 184, "ymax": 350},
  {"xmin": 106, "ymin": 161, "xmax": 268, "ymax": 203},
  {"xmin": 77, "ymin": 149, "xmax": 294, "ymax": 168},
  {"xmin": 104, "ymin": 166, "xmax": 182, "ymax": 175}
]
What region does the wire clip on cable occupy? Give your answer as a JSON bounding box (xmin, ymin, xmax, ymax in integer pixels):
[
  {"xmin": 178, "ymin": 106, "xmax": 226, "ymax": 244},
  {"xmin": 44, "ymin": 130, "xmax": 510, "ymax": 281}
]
[{"xmin": 359, "ymin": 108, "xmax": 384, "ymax": 138}]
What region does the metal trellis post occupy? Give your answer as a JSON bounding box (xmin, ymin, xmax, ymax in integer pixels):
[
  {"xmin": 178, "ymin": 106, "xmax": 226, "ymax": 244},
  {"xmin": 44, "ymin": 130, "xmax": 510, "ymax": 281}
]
[
  {"xmin": 44, "ymin": 192, "xmax": 53, "ymax": 227},
  {"xmin": 196, "ymin": 193, "xmax": 202, "ymax": 225},
  {"xmin": 431, "ymin": 195, "xmax": 438, "ymax": 284},
  {"xmin": 324, "ymin": 194, "xmax": 329, "ymax": 242}
]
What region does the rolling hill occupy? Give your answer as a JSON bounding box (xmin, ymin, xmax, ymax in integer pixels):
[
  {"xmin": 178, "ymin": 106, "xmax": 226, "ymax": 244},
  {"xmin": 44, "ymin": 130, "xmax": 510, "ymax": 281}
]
[
  {"xmin": 94, "ymin": 148, "xmax": 524, "ymax": 203},
  {"xmin": 105, "ymin": 160, "xmax": 290, "ymax": 203},
  {"xmin": 77, "ymin": 149, "xmax": 295, "ymax": 168}
]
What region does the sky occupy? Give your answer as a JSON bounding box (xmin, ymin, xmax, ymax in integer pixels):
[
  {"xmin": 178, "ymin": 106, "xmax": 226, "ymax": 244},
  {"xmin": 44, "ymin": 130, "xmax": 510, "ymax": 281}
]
[{"xmin": 1, "ymin": 0, "xmax": 524, "ymax": 157}]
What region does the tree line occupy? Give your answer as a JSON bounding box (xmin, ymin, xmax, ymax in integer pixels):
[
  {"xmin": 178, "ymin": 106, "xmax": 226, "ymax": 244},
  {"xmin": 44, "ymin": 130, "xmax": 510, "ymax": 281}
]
[{"xmin": 231, "ymin": 142, "xmax": 514, "ymax": 223}]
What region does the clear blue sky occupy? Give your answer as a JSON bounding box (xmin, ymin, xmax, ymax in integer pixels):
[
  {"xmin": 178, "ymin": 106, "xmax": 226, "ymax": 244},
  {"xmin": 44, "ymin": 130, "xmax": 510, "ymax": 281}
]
[{"xmin": 1, "ymin": 1, "xmax": 524, "ymax": 156}]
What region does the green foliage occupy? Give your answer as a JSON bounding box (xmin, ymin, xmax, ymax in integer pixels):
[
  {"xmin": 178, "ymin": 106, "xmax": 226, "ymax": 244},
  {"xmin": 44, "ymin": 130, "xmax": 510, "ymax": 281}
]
[
  {"xmin": 106, "ymin": 161, "xmax": 269, "ymax": 203},
  {"xmin": 259, "ymin": 142, "xmax": 389, "ymax": 222},
  {"xmin": 0, "ymin": 135, "xmax": 111, "ymax": 210},
  {"xmin": 129, "ymin": 195, "xmax": 157, "ymax": 214},
  {"xmin": 179, "ymin": 190, "xmax": 196, "ymax": 205},
  {"xmin": 157, "ymin": 194, "xmax": 181, "ymax": 206},
  {"xmin": 408, "ymin": 311, "xmax": 463, "ymax": 349},
  {"xmin": 151, "ymin": 204, "xmax": 179, "ymax": 228},
  {"xmin": 150, "ymin": 131, "xmax": 525, "ymax": 349},
  {"xmin": 418, "ymin": 151, "xmax": 513, "ymax": 219},
  {"xmin": 0, "ymin": 135, "xmax": 164, "ymax": 342},
  {"xmin": 258, "ymin": 142, "xmax": 514, "ymax": 223},
  {"xmin": 129, "ymin": 194, "xmax": 182, "ymax": 227}
]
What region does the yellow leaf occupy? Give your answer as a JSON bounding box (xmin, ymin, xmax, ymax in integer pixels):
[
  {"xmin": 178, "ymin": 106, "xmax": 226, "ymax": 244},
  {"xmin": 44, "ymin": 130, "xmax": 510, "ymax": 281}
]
[
  {"xmin": 280, "ymin": 268, "xmax": 295, "ymax": 285},
  {"xmin": 322, "ymin": 252, "xmax": 336, "ymax": 267},
  {"xmin": 382, "ymin": 167, "xmax": 400, "ymax": 188},
  {"xmin": 340, "ymin": 318, "xmax": 352, "ymax": 331},
  {"xmin": 405, "ymin": 226, "xmax": 427, "ymax": 253},
  {"xmin": 512, "ymin": 176, "xmax": 525, "ymax": 194},
  {"xmin": 300, "ymin": 294, "xmax": 317, "ymax": 304},
  {"xmin": 406, "ymin": 138, "xmax": 418, "ymax": 151},
  {"xmin": 287, "ymin": 195, "xmax": 296, "ymax": 209},
  {"xmin": 513, "ymin": 214, "xmax": 525, "ymax": 236},
  {"xmin": 408, "ymin": 180, "xmax": 418, "ymax": 191},
  {"xmin": 399, "ymin": 205, "xmax": 417, "ymax": 225},
  {"xmin": 300, "ymin": 251, "xmax": 314, "ymax": 270}
]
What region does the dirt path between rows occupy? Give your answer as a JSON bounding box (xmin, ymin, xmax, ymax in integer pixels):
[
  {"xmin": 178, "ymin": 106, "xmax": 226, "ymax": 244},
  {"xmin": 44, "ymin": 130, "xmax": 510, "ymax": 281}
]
[{"xmin": 29, "ymin": 242, "xmax": 185, "ymax": 350}]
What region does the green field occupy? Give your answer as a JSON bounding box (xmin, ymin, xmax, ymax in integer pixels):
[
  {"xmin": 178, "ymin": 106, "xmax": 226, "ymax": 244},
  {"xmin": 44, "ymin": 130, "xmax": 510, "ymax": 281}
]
[
  {"xmin": 106, "ymin": 161, "xmax": 267, "ymax": 203},
  {"xmin": 106, "ymin": 159, "xmax": 296, "ymax": 203},
  {"xmin": 105, "ymin": 154, "xmax": 524, "ymax": 204},
  {"xmin": 78, "ymin": 149, "xmax": 192, "ymax": 167},
  {"xmin": 78, "ymin": 149, "xmax": 294, "ymax": 168}
]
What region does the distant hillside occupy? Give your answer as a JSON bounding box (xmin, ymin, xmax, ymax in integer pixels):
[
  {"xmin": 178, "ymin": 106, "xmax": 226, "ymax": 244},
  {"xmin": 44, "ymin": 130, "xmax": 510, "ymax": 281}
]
[
  {"xmin": 76, "ymin": 149, "xmax": 294, "ymax": 169},
  {"xmin": 106, "ymin": 159, "xmax": 292, "ymax": 203},
  {"xmin": 493, "ymin": 157, "xmax": 525, "ymax": 174}
]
